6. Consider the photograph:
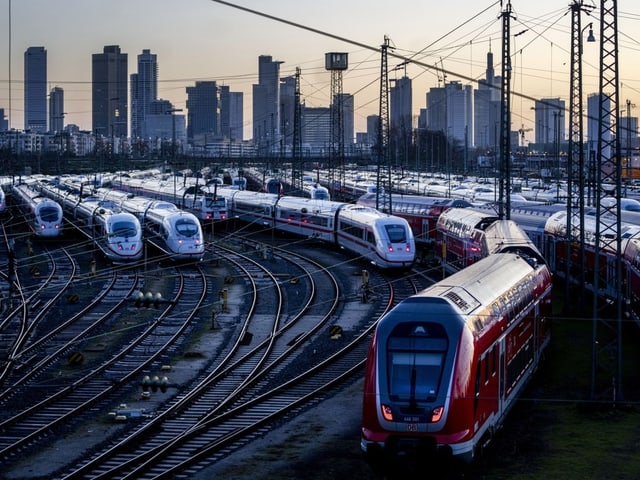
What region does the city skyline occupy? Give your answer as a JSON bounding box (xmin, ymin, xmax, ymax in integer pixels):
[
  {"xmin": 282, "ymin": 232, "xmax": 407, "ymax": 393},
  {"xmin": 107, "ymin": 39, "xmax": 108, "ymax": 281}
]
[{"xmin": 2, "ymin": 0, "xmax": 640, "ymax": 142}]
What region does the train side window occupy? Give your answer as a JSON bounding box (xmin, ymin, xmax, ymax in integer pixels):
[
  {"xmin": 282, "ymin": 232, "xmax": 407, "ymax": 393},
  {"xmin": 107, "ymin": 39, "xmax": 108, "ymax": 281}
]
[
  {"xmin": 484, "ymin": 355, "xmax": 489, "ymax": 384},
  {"xmin": 492, "ymin": 346, "xmax": 497, "ymax": 376}
]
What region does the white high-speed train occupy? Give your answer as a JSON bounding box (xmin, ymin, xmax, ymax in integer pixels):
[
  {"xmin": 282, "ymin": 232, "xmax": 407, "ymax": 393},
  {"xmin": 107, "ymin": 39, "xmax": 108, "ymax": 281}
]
[
  {"xmin": 38, "ymin": 180, "xmax": 143, "ymax": 263},
  {"xmin": 224, "ymin": 189, "xmax": 415, "ymax": 269},
  {"xmin": 111, "ymin": 175, "xmax": 228, "ymax": 222},
  {"xmin": 98, "ymin": 189, "xmax": 205, "ymax": 262},
  {"xmin": 11, "ymin": 181, "xmax": 64, "ymax": 238}
]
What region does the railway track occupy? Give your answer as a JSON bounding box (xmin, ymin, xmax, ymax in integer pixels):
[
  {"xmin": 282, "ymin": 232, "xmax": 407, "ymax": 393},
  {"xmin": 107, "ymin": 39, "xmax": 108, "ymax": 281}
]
[
  {"xmin": 2, "ymin": 224, "xmax": 438, "ymax": 479},
  {"xmin": 0, "ymin": 262, "xmax": 211, "ymax": 466}
]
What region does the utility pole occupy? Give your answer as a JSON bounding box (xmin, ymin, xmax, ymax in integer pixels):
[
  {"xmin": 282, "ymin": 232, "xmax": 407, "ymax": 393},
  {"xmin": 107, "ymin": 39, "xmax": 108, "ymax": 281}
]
[
  {"xmin": 498, "ymin": 0, "xmax": 514, "ymax": 220},
  {"xmin": 376, "ymin": 36, "xmax": 392, "ymax": 213},
  {"xmin": 567, "ymin": 0, "xmax": 596, "ymax": 312},
  {"xmin": 592, "ymin": 0, "xmax": 623, "ymax": 404},
  {"xmin": 291, "ymin": 67, "xmax": 303, "ymax": 193}
]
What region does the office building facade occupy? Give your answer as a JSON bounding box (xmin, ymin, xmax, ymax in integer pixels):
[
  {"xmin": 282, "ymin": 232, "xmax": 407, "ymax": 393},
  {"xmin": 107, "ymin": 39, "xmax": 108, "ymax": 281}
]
[
  {"xmin": 24, "ymin": 46, "xmax": 48, "ymax": 133},
  {"xmin": 186, "ymin": 81, "xmax": 218, "ymax": 140},
  {"xmin": 49, "ymin": 86, "xmax": 64, "ymax": 133},
  {"xmin": 92, "ymin": 45, "xmax": 128, "ymax": 138},
  {"xmin": 253, "ymin": 55, "xmax": 283, "ymax": 151},
  {"xmin": 131, "ymin": 49, "xmax": 158, "ymax": 139}
]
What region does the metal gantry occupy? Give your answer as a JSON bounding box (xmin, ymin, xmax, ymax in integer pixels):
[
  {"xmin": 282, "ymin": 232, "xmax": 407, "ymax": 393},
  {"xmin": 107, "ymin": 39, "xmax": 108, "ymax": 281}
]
[
  {"xmin": 592, "ymin": 0, "xmax": 623, "ymax": 403},
  {"xmin": 498, "ymin": 1, "xmax": 514, "ymax": 220},
  {"xmin": 376, "ymin": 36, "xmax": 392, "ymax": 213},
  {"xmin": 566, "ymin": 1, "xmax": 594, "ymax": 308},
  {"xmin": 291, "ymin": 67, "xmax": 303, "ymax": 193}
]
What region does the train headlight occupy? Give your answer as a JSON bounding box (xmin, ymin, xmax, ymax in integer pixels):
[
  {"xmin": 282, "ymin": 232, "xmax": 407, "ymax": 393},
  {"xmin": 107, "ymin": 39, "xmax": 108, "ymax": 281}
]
[
  {"xmin": 387, "ymin": 244, "xmax": 393, "ymax": 253},
  {"xmin": 405, "ymin": 244, "xmax": 411, "ymax": 252},
  {"xmin": 431, "ymin": 406, "xmax": 444, "ymax": 422},
  {"xmin": 381, "ymin": 404, "xmax": 394, "ymax": 421},
  {"xmin": 118, "ymin": 244, "xmax": 123, "ymax": 251}
]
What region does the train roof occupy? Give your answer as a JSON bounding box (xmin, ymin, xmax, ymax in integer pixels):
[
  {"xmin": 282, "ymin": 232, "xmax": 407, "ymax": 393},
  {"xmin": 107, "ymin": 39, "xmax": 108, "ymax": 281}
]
[
  {"xmin": 413, "ymin": 253, "xmax": 547, "ymax": 326},
  {"xmin": 437, "ymin": 207, "xmax": 499, "ymax": 232}
]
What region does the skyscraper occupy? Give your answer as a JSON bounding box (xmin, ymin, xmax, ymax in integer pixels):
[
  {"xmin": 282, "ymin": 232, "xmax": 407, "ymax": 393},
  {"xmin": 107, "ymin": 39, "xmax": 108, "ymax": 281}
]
[
  {"xmin": 24, "ymin": 46, "xmax": 47, "ymax": 133},
  {"xmin": 220, "ymin": 85, "xmax": 244, "ymax": 141},
  {"xmin": 131, "ymin": 49, "xmax": 158, "ymax": 139},
  {"xmin": 253, "ymin": 55, "xmax": 283, "ymax": 151},
  {"xmin": 534, "ymin": 98, "xmax": 565, "ymax": 146},
  {"xmin": 186, "ymin": 81, "xmax": 218, "ymax": 141},
  {"xmin": 92, "ymin": 45, "xmax": 128, "ymax": 138},
  {"xmin": 390, "ymin": 76, "xmax": 412, "ymax": 135},
  {"xmin": 49, "ymin": 86, "xmax": 64, "ymax": 133},
  {"xmin": 474, "ymin": 50, "xmax": 502, "ymax": 148}
]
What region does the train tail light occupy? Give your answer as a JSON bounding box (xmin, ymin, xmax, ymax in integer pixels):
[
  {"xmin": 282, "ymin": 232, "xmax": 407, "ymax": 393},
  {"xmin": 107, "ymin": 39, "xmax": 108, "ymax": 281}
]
[
  {"xmin": 381, "ymin": 404, "xmax": 394, "ymax": 421},
  {"xmin": 431, "ymin": 406, "xmax": 444, "ymax": 422}
]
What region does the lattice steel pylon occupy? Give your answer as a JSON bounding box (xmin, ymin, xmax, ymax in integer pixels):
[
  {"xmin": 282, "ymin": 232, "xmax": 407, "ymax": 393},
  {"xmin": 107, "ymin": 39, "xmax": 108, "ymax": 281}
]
[
  {"xmin": 376, "ymin": 36, "xmax": 392, "ymax": 212},
  {"xmin": 291, "ymin": 67, "xmax": 303, "ymax": 193},
  {"xmin": 592, "ymin": 0, "xmax": 624, "ymax": 403},
  {"xmin": 498, "ymin": 1, "xmax": 514, "ymax": 220},
  {"xmin": 566, "ymin": 1, "xmax": 594, "ymax": 309},
  {"xmin": 326, "ymin": 53, "xmax": 347, "ymax": 200}
]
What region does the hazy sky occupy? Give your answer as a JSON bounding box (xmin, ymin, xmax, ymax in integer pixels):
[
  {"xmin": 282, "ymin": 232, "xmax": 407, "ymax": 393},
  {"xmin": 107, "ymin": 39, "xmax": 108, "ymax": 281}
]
[{"xmin": 1, "ymin": 0, "xmax": 639, "ymax": 142}]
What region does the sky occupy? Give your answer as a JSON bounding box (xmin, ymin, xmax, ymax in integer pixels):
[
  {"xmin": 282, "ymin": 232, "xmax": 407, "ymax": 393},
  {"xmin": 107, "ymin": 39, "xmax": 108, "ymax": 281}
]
[{"xmin": 1, "ymin": 0, "xmax": 640, "ymax": 143}]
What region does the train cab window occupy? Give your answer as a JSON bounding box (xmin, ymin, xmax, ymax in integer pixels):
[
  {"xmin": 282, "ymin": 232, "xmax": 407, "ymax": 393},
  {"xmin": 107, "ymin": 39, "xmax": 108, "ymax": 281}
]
[
  {"xmin": 112, "ymin": 221, "xmax": 137, "ymax": 238},
  {"xmin": 384, "ymin": 224, "xmax": 407, "ymax": 243},
  {"xmin": 175, "ymin": 219, "xmax": 199, "ymax": 237},
  {"xmin": 40, "ymin": 206, "xmax": 61, "ymax": 222},
  {"xmin": 386, "ymin": 322, "xmax": 448, "ymax": 403}
]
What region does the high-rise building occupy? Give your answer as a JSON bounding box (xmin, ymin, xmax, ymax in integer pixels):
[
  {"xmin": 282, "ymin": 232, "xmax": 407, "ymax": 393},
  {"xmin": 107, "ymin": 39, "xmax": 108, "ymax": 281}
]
[
  {"xmin": 131, "ymin": 49, "xmax": 158, "ymax": 139},
  {"xmin": 253, "ymin": 55, "xmax": 283, "ymax": 150},
  {"xmin": 220, "ymin": 85, "xmax": 244, "ymax": 141},
  {"xmin": 446, "ymin": 82, "xmax": 473, "ymax": 145},
  {"xmin": 279, "ymin": 76, "xmax": 296, "ymax": 148},
  {"xmin": 534, "ymin": 97, "xmax": 565, "ymax": 146},
  {"xmin": 425, "ymin": 81, "xmax": 472, "ymax": 145},
  {"xmin": 186, "ymin": 81, "xmax": 218, "ymax": 140},
  {"xmin": 24, "ymin": 46, "xmax": 47, "ymax": 133},
  {"xmin": 587, "ymin": 93, "xmax": 611, "ymax": 160},
  {"xmin": 92, "ymin": 45, "xmax": 128, "ymax": 137},
  {"xmin": 426, "ymin": 87, "xmax": 446, "ymax": 132},
  {"xmin": 390, "ymin": 76, "xmax": 412, "ymax": 135},
  {"xmin": 474, "ymin": 50, "xmax": 502, "ymax": 148},
  {"xmin": 49, "ymin": 86, "xmax": 64, "ymax": 133},
  {"xmin": 302, "ymin": 106, "xmax": 331, "ymax": 151},
  {"xmin": 335, "ymin": 93, "xmax": 354, "ymax": 149}
]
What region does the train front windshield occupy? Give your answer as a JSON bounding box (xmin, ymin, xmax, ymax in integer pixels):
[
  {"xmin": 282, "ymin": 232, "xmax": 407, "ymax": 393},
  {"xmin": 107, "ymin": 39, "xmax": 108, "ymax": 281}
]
[
  {"xmin": 386, "ymin": 322, "xmax": 448, "ymax": 403},
  {"xmin": 175, "ymin": 218, "xmax": 199, "ymax": 237},
  {"xmin": 112, "ymin": 221, "xmax": 138, "ymax": 238},
  {"xmin": 385, "ymin": 224, "xmax": 407, "ymax": 243},
  {"xmin": 40, "ymin": 206, "xmax": 61, "ymax": 222}
]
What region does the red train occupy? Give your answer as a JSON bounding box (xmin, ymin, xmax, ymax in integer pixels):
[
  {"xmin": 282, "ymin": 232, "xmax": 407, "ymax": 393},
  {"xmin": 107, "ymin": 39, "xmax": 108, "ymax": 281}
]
[
  {"xmin": 435, "ymin": 207, "xmax": 545, "ymax": 274},
  {"xmin": 361, "ymin": 251, "xmax": 552, "ymax": 466}
]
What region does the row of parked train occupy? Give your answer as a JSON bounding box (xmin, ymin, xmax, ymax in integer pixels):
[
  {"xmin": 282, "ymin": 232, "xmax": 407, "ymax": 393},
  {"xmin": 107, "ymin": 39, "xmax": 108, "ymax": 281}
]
[
  {"xmin": 2, "ymin": 174, "xmax": 417, "ymax": 270},
  {"xmin": 3, "ymin": 176, "xmax": 205, "ymax": 263}
]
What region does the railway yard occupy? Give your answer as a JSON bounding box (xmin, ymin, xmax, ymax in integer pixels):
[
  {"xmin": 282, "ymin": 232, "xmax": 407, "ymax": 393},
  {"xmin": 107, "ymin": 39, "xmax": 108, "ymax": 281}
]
[{"xmin": 1, "ymin": 189, "xmax": 640, "ymax": 479}]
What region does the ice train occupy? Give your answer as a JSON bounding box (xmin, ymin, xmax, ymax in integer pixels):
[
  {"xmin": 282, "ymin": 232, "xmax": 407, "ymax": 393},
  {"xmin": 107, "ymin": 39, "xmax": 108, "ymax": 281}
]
[
  {"xmin": 98, "ymin": 189, "xmax": 205, "ymax": 262},
  {"xmin": 11, "ymin": 181, "xmax": 63, "ymax": 238},
  {"xmin": 38, "ymin": 180, "xmax": 143, "ymax": 263},
  {"xmin": 223, "ymin": 189, "xmax": 415, "ymax": 269}
]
